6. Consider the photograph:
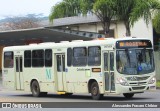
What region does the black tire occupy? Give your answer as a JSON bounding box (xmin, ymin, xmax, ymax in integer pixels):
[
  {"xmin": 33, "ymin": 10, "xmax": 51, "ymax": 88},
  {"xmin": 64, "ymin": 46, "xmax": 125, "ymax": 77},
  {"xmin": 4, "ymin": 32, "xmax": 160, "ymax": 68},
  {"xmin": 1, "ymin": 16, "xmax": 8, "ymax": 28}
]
[
  {"xmin": 65, "ymin": 93, "xmax": 73, "ymax": 96},
  {"xmin": 41, "ymin": 92, "xmax": 48, "ymax": 96},
  {"xmin": 31, "ymin": 80, "xmax": 41, "ymax": 97},
  {"xmin": 90, "ymin": 82, "xmax": 103, "ymax": 100},
  {"xmin": 123, "ymin": 93, "xmax": 134, "ymax": 99}
]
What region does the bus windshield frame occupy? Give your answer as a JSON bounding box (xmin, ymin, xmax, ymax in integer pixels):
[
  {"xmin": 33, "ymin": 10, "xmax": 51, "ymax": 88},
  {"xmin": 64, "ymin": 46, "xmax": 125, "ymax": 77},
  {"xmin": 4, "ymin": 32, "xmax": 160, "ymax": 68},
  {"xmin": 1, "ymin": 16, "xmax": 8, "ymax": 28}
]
[{"xmin": 116, "ymin": 40, "xmax": 154, "ymax": 75}]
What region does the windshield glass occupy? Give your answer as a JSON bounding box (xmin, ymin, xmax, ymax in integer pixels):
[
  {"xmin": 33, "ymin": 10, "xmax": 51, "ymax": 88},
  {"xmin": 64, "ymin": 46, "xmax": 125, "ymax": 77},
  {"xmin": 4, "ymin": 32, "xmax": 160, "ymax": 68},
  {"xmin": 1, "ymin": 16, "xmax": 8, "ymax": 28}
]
[{"xmin": 116, "ymin": 49, "xmax": 154, "ymax": 75}]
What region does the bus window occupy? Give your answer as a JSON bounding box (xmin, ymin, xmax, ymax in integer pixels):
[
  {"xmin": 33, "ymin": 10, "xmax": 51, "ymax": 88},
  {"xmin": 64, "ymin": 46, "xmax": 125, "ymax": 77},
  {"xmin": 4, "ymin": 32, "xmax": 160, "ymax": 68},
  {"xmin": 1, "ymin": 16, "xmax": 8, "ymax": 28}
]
[
  {"xmin": 88, "ymin": 46, "xmax": 101, "ymax": 66},
  {"xmin": 67, "ymin": 48, "xmax": 72, "ymax": 66},
  {"xmin": 104, "ymin": 53, "xmax": 108, "ymax": 71},
  {"xmin": 32, "ymin": 50, "xmax": 44, "ymax": 67},
  {"xmin": 4, "ymin": 51, "xmax": 14, "ymax": 68},
  {"xmin": 57, "ymin": 55, "xmax": 62, "ymax": 72},
  {"xmin": 73, "ymin": 47, "xmax": 87, "ymax": 66},
  {"xmin": 110, "ymin": 52, "xmax": 114, "ymax": 71},
  {"xmin": 24, "ymin": 50, "xmax": 31, "ymax": 67},
  {"xmin": 45, "ymin": 49, "xmax": 52, "ymax": 67}
]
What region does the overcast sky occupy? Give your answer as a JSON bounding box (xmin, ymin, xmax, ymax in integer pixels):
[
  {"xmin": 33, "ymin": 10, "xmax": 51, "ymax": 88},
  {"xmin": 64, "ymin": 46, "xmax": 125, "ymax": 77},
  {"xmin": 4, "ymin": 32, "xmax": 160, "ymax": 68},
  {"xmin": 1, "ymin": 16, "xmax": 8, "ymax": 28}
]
[{"xmin": 0, "ymin": 0, "xmax": 62, "ymax": 19}]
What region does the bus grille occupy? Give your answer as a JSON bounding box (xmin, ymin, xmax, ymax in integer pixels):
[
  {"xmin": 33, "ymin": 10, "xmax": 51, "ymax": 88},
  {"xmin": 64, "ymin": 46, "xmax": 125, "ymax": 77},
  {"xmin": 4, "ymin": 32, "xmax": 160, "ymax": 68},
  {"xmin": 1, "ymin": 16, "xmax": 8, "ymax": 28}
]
[
  {"xmin": 132, "ymin": 86, "xmax": 146, "ymax": 90},
  {"xmin": 126, "ymin": 76, "xmax": 150, "ymax": 81}
]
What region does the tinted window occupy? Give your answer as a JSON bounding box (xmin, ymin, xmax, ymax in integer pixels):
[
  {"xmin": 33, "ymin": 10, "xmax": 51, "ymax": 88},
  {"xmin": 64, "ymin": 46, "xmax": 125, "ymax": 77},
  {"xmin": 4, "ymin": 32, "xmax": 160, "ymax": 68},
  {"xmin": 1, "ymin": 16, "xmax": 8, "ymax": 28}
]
[
  {"xmin": 88, "ymin": 46, "xmax": 101, "ymax": 66},
  {"xmin": 56, "ymin": 55, "xmax": 65, "ymax": 72},
  {"xmin": 4, "ymin": 51, "xmax": 14, "ymax": 68},
  {"xmin": 24, "ymin": 50, "xmax": 31, "ymax": 67},
  {"xmin": 67, "ymin": 48, "xmax": 72, "ymax": 66},
  {"xmin": 110, "ymin": 52, "xmax": 114, "ymax": 71},
  {"xmin": 73, "ymin": 47, "xmax": 87, "ymax": 66},
  {"xmin": 104, "ymin": 53, "xmax": 108, "ymax": 71},
  {"xmin": 32, "ymin": 50, "xmax": 44, "ymax": 67},
  {"xmin": 45, "ymin": 49, "xmax": 52, "ymax": 67}
]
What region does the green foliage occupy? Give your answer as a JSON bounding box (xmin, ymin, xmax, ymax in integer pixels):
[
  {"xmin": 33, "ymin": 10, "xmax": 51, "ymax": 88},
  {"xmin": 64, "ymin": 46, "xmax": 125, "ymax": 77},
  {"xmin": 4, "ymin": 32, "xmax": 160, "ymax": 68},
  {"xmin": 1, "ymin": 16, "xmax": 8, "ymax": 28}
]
[
  {"xmin": 80, "ymin": 0, "xmax": 95, "ymax": 15},
  {"xmin": 130, "ymin": 0, "xmax": 160, "ymax": 26},
  {"xmin": 157, "ymin": 80, "xmax": 160, "ymax": 87},
  {"xmin": 115, "ymin": 0, "xmax": 136, "ymax": 36},
  {"xmin": 49, "ymin": 0, "xmax": 81, "ymax": 22},
  {"xmin": 93, "ymin": 0, "xmax": 117, "ymax": 35},
  {"xmin": 93, "ymin": 0, "xmax": 116, "ymax": 19},
  {"xmin": 115, "ymin": 0, "xmax": 135, "ymax": 21},
  {"xmin": 153, "ymin": 11, "xmax": 160, "ymax": 34}
]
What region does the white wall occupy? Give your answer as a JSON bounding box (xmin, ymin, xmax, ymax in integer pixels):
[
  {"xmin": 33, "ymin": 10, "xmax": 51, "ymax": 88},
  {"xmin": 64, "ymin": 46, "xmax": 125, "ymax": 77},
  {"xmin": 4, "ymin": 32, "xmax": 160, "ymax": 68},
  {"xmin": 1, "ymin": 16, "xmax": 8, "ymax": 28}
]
[{"xmin": 131, "ymin": 18, "xmax": 153, "ymax": 43}]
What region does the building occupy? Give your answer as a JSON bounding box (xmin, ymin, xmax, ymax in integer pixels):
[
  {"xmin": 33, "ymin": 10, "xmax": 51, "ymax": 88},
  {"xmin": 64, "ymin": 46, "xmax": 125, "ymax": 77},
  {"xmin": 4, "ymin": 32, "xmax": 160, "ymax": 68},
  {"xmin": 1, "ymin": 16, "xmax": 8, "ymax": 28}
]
[{"xmin": 44, "ymin": 15, "xmax": 153, "ymax": 43}]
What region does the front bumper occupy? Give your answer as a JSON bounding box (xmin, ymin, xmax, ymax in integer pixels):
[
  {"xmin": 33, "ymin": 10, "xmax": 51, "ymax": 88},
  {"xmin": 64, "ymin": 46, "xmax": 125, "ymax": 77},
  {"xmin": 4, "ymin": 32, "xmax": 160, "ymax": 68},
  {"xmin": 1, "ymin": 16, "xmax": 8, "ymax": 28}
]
[{"xmin": 115, "ymin": 83, "xmax": 156, "ymax": 94}]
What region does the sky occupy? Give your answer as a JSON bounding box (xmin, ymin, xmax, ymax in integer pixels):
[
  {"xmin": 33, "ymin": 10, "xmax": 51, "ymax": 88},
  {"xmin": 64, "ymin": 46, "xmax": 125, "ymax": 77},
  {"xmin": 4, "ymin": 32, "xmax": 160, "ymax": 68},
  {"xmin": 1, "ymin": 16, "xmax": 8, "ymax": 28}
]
[{"xmin": 0, "ymin": 0, "xmax": 62, "ymax": 19}]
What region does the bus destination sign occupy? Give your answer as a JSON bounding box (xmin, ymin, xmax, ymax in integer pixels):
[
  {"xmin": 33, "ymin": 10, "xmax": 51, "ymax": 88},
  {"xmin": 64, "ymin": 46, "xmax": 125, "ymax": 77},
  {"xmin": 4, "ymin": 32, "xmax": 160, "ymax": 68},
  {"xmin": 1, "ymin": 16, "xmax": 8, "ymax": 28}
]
[{"xmin": 116, "ymin": 40, "xmax": 152, "ymax": 49}]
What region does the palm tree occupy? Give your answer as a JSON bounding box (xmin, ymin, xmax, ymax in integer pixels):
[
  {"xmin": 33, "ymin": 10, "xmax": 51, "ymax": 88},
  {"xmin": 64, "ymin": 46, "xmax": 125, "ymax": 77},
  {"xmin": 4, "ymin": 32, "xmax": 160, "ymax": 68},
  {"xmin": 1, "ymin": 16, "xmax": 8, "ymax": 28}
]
[
  {"xmin": 50, "ymin": 0, "xmax": 160, "ymax": 37},
  {"xmin": 92, "ymin": 0, "xmax": 117, "ymax": 37},
  {"xmin": 115, "ymin": 0, "xmax": 135, "ymax": 36},
  {"xmin": 126, "ymin": 0, "xmax": 160, "ymax": 36},
  {"xmin": 153, "ymin": 11, "xmax": 160, "ymax": 34},
  {"xmin": 50, "ymin": 0, "xmax": 117, "ymax": 37},
  {"xmin": 49, "ymin": 0, "xmax": 81, "ymax": 20}
]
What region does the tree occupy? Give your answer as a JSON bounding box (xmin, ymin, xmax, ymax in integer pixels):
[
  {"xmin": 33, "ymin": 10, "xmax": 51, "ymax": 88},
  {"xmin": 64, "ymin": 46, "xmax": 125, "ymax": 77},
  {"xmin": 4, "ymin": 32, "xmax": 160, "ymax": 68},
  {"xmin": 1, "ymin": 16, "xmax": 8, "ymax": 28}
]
[
  {"xmin": 49, "ymin": 0, "xmax": 160, "ymax": 37},
  {"xmin": 49, "ymin": 0, "xmax": 81, "ymax": 20},
  {"xmin": 50, "ymin": 0, "xmax": 117, "ymax": 37},
  {"xmin": 130, "ymin": 0, "xmax": 160, "ymax": 34},
  {"xmin": 153, "ymin": 11, "xmax": 160, "ymax": 34},
  {"xmin": 89, "ymin": 0, "xmax": 117, "ymax": 37},
  {"xmin": 115, "ymin": 0, "xmax": 135, "ymax": 36},
  {"xmin": 114, "ymin": 0, "xmax": 160, "ymax": 36}
]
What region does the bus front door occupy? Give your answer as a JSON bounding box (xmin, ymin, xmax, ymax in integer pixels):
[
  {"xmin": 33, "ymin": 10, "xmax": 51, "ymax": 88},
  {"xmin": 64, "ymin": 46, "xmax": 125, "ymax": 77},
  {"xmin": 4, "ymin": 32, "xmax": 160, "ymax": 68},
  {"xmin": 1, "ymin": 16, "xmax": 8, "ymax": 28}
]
[
  {"xmin": 103, "ymin": 51, "xmax": 115, "ymax": 93},
  {"xmin": 15, "ymin": 56, "xmax": 24, "ymax": 90},
  {"xmin": 56, "ymin": 54, "xmax": 66, "ymax": 91}
]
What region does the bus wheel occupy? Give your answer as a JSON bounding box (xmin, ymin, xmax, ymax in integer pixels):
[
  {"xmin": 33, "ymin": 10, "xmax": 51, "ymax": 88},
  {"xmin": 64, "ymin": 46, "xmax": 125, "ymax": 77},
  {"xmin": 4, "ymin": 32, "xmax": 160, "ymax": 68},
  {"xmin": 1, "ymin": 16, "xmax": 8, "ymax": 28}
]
[
  {"xmin": 41, "ymin": 92, "xmax": 48, "ymax": 96},
  {"xmin": 90, "ymin": 82, "xmax": 103, "ymax": 100},
  {"xmin": 123, "ymin": 93, "xmax": 134, "ymax": 99},
  {"xmin": 65, "ymin": 93, "xmax": 73, "ymax": 96},
  {"xmin": 31, "ymin": 80, "xmax": 41, "ymax": 97}
]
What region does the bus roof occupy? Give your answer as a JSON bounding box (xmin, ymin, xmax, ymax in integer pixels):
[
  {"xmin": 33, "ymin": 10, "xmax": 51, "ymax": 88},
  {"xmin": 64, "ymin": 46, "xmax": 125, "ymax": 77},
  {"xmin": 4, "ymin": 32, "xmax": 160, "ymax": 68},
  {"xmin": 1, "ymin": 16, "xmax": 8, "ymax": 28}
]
[{"xmin": 3, "ymin": 37, "xmax": 151, "ymax": 51}]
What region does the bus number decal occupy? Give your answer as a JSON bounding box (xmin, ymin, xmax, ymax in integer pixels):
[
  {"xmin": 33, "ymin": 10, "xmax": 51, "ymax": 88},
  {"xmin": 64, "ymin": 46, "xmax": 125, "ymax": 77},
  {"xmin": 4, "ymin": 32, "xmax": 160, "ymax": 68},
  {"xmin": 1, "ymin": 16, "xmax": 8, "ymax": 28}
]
[{"xmin": 46, "ymin": 69, "xmax": 52, "ymax": 79}]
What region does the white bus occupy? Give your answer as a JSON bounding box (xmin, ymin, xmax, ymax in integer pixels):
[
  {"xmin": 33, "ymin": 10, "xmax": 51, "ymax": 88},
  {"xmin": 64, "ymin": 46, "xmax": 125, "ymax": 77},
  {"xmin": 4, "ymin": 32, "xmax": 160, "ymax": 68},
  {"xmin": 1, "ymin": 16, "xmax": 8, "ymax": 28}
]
[{"xmin": 2, "ymin": 37, "xmax": 156, "ymax": 100}]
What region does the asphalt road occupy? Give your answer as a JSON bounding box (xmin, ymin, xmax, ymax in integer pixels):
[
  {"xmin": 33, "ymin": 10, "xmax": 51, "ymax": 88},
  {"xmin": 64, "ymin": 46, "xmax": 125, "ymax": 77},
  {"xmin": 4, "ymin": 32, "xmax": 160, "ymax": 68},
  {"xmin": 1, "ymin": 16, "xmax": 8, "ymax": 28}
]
[
  {"xmin": 0, "ymin": 81, "xmax": 160, "ymax": 110},
  {"xmin": 0, "ymin": 83, "xmax": 159, "ymax": 102}
]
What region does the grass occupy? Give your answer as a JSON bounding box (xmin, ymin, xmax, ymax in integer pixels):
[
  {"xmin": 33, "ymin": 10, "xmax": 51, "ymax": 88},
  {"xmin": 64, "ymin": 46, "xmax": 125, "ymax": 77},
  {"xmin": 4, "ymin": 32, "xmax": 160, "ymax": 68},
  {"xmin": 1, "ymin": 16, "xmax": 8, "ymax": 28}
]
[{"xmin": 156, "ymin": 81, "xmax": 160, "ymax": 87}]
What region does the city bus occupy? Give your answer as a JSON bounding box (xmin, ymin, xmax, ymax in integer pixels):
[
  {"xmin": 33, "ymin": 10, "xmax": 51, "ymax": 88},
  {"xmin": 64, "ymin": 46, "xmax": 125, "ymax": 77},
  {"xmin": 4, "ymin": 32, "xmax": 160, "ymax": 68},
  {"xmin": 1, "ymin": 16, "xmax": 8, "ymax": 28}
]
[{"xmin": 2, "ymin": 37, "xmax": 156, "ymax": 100}]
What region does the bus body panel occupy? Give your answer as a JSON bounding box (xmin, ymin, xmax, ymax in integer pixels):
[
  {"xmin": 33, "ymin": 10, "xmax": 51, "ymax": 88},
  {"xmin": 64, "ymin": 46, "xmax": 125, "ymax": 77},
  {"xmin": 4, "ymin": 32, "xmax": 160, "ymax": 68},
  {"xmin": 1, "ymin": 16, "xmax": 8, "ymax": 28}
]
[{"xmin": 2, "ymin": 37, "xmax": 156, "ymax": 99}]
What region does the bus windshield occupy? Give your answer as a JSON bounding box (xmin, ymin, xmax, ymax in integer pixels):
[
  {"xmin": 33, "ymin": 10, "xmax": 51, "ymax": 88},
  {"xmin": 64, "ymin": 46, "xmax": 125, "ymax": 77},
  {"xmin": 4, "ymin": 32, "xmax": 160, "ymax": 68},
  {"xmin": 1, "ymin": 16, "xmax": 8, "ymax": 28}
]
[{"xmin": 116, "ymin": 49, "xmax": 154, "ymax": 75}]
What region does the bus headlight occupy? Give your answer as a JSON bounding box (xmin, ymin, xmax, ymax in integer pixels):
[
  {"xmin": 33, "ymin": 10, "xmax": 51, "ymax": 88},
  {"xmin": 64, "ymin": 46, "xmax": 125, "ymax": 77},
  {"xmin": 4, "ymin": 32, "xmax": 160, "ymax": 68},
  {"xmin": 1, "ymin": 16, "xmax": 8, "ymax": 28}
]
[
  {"xmin": 148, "ymin": 77, "xmax": 156, "ymax": 84},
  {"xmin": 117, "ymin": 77, "xmax": 129, "ymax": 86}
]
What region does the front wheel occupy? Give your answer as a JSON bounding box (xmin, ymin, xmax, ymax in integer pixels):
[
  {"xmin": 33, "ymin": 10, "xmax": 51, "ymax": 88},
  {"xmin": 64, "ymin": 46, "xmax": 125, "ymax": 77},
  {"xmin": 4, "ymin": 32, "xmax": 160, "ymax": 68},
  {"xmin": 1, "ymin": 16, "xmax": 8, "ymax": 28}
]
[
  {"xmin": 90, "ymin": 82, "xmax": 103, "ymax": 100},
  {"xmin": 123, "ymin": 93, "xmax": 134, "ymax": 99}
]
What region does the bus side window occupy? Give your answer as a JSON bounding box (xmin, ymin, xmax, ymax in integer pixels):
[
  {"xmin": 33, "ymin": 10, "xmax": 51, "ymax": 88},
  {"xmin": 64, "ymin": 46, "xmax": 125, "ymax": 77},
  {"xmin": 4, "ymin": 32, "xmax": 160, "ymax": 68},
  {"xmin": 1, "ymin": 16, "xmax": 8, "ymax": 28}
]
[
  {"xmin": 32, "ymin": 50, "xmax": 44, "ymax": 67},
  {"xmin": 4, "ymin": 51, "xmax": 14, "ymax": 68},
  {"xmin": 45, "ymin": 49, "xmax": 52, "ymax": 67},
  {"xmin": 104, "ymin": 53, "xmax": 108, "ymax": 71},
  {"xmin": 24, "ymin": 50, "xmax": 31, "ymax": 67},
  {"xmin": 110, "ymin": 52, "xmax": 114, "ymax": 71},
  {"xmin": 67, "ymin": 48, "xmax": 72, "ymax": 66},
  {"xmin": 73, "ymin": 47, "xmax": 87, "ymax": 66},
  {"xmin": 88, "ymin": 46, "xmax": 101, "ymax": 66}
]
